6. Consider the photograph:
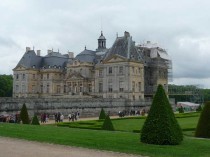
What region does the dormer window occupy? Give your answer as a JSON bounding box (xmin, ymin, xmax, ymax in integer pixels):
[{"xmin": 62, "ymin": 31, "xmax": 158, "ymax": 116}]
[
  {"xmin": 58, "ymin": 66, "xmax": 61, "ymax": 69},
  {"xmin": 32, "ymin": 65, "xmax": 36, "ymax": 68},
  {"xmin": 49, "ymin": 65, "xmax": 51, "ymax": 68},
  {"xmin": 54, "ymin": 65, "xmax": 57, "ymax": 68}
]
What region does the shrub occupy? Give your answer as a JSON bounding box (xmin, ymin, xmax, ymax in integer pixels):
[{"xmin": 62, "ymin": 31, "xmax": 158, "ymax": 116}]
[
  {"xmin": 31, "ymin": 115, "xmax": 40, "ymax": 125},
  {"xmin": 99, "ymin": 108, "xmax": 106, "ymax": 120},
  {"xmin": 196, "ymin": 105, "xmax": 202, "ymax": 112},
  {"xmin": 140, "ymin": 84, "xmax": 183, "ymax": 145},
  {"xmin": 195, "ymin": 102, "xmax": 210, "ymax": 138},
  {"xmin": 20, "ymin": 103, "xmax": 30, "ymax": 124},
  {"xmin": 178, "ymin": 106, "xmax": 184, "ymax": 113},
  {"xmin": 102, "ymin": 115, "xmax": 114, "ymax": 131}
]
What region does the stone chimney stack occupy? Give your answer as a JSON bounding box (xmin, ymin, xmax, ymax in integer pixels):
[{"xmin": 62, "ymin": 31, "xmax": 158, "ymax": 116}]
[
  {"xmin": 68, "ymin": 52, "xmax": 74, "ymax": 58},
  {"xmin": 47, "ymin": 49, "xmax": 52, "ymax": 54},
  {"xmin": 26, "ymin": 47, "xmax": 31, "ymax": 52},
  {"xmin": 37, "ymin": 50, "xmax": 41, "ymax": 56}
]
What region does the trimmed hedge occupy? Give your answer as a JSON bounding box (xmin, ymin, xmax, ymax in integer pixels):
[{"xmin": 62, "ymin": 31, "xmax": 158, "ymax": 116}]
[
  {"xmin": 141, "ymin": 84, "xmax": 183, "ymax": 145},
  {"xmin": 99, "ymin": 108, "xmax": 106, "ymax": 120},
  {"xmin": 102, "ymin": 115, "xmax": 114, "ymax": 131},
  {"xmin": 20, "ymin": 103, "xmax": 30, "ymax": 124},
  {"xmin": 195, "ymin": 101, "xmax": 210, "ymax": 138},
  {"xmin": 31, "ymin": 115, "xmax": 40, "ymax": 125}
]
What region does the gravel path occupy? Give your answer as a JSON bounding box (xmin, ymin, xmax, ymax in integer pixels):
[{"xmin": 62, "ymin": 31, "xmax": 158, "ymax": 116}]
[{"xmin": 0, "ymin": 136, "xmax": 146, "ymax": 157}]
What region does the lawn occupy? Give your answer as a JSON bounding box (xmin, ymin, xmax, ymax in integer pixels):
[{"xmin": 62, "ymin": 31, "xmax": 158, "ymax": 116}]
[{"xmin": 0, "ymin": 112, "xmax": 209, "ymax": 157}]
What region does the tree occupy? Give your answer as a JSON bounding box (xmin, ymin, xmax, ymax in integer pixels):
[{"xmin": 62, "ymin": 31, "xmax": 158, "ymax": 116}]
[
  {"xmin": 31, "ymin": 115, "xmax": 40, "ymax": 125},
  {"xmin": 102, "ymin": 115, "xmax": 114, "ymax": 131},
  {"xmin": 195, "ymin": 101, "xmax": 210, "ymax": 138},
  {"xmin": 0, "ymin": 75, "xmax": 13, "ymax": 97},
  {"xmin": 141, "ymin": 84, "xmax": 183, "ymax": 145},
  {"xmin": 99, "ymin": 108, "xmax": 106, "ymax": 120},
  {"xmin": 20, "ymin": 103, "xmax": 30, "ymax": 124}
]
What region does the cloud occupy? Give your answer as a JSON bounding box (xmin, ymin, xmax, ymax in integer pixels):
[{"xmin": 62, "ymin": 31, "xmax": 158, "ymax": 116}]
[{"xmin": 0, "ymin": 0, "xmax": 210, "ymax": 87}]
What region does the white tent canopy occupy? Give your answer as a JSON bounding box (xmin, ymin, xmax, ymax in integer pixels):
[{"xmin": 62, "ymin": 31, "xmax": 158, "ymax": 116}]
[{"xmin": 177, "ymin": 102, "xmax": 200, "ymax": 108}]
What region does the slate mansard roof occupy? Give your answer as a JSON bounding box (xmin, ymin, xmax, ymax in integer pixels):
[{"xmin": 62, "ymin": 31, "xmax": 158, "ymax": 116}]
[
  {"xmin": 14, "ymin": 31, "xmax": 145, "ymax": 71},
  {"xmin": 103, "ymin": 32, "xmax": 143, "ymax": 61},
  {"xmin": 14, "ymin": 50, "xmax": 69, "ymax": 70}
]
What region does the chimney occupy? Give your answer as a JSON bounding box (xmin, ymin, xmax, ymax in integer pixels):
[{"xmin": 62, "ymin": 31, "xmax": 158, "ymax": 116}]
[
  {"xmin": 124, "ymin": 31, "xmax": 130, "ymax": 37},
  {"xmin": 37, "ymin": 50, "xmax": 41, "ymax": 56},
  {"xmin": 68, "ymin": 52, "xmax": 74, "ymax": 58},
  {"xmin": 26, "ymin": 47, "xmax": 31, "ymax": 52},
  {"xmin": 47, "ymin": 49, "xmax": 52, "ymax": 54}
]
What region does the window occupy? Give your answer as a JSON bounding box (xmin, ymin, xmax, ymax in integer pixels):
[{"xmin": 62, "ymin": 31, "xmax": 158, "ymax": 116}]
[
  {"xmin": 108, "ymin": 67, "xmax": 112, "ymax": 74},
  {"xmin": 16, "ymin": 85, "xmax": 19, "ymax": 92},
  {"xmin": 88, "ymin": 84, "xmax": 92, "ymax": 92},
  {"xmin": 138, "ymin": 82, "xmax": 141, "ymax": 92},
  {"xmin": 138, "ymin": 68, "xmax": 141, "ymax": 74},
  {"xmin": 119, "ymin": 78, "xmax": 124, "ymax": 92},
  {"xmin": 22, "ymin": 85, "xmax": 25, "ymax": 93},
  {"xmin": 108, "ymin": 83, "xmax": 112, "ymax": 92},
  {"xmin": 119, "ymin": 66, "xmax": 123, "ymax": 74},
  {"xmin": 32, "ymin": 85, "xmax": 35, "ymax": 93},
  {"xmin": 133, "ymin": 95, "xmax": 135, "ymax": 100},
  {"xmin": 99, "ymin": 70, "xmax": 103, "ymax": 77},
  {"xmin": 57, "ymin": 85, "xmax": 61, "ymax": 93},
  {"xmin": 47, "ymin": 85, "xmax": 50, "ymax": 93},
  {"xmin": 40, "ymin": 85, "xmax": 43, "ymax": 93},
  {"xmin": 132, "ymin": 81, "xmax": 135, "ymax": 92},
  {"xmin": 33, "ymin": 74, "xmax": 35, "ymax": 79},
  {"xmin": 132, "ymin": 67, "xmax": 134, "ymax": 73},
  {"xmin": 64, "ymin": 85, "xmax": 66, "ymax": 93},
  {"xmin": 99, "ymin": 82, "xmax": 103, "ymax": 93},
  {"xmin": 47, "ymin": 74, "xmax": 49, "ymax": 79},
  {"xmin": 79, "ymin": 82, "xmax": 83, "ymax": 92},
  {"xmin": 16, "ymin": 74, "xmax": 19, "ymax": 80},
  {"xmin": 22, "ymin": 74, "xmax": 25, "ymax": 80}
]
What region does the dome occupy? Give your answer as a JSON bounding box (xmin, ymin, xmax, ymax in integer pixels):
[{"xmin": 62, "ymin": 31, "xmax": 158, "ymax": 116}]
[
  {"xmin": 75, "ymin": 48, "xmax": 96, "ymax": 63},
  {"xmin": 98, "ymin": 31, "xmax": 106, "ymax": 40}
]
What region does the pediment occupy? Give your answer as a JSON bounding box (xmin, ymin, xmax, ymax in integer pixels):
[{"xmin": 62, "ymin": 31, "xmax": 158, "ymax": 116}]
[
  {"xmin": 104, "ymin": 54, "xmax": 127, "ymax": 63},
  {"xmin": 13, "ymin": 65, "xmax": 27, "ymax": 71}
]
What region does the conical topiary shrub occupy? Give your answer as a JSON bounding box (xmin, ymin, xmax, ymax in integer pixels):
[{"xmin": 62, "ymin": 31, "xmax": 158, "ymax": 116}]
[
  {"xmin": 99, "ymin": 108, "xmax": 106, "ymax": 120},
  {"xmin": 141, "ymin": 84, "xmax": 183, "ymax": 145},
  {"xmin": 31, "ymin": 115, "xmax": 40, "ymax": 125},
  {"xmin": 195, "ymin": 102, "xmax": 210, "ymax": 138},
  {"xmin": 20, "ymin": 103, "xmax": 30, "ymax": 124},
  {"xmin": 178, "ymin": 106, "xmax": 184, "ymax": 113},
  {"xmin": 102, "ymin": 115, "xmax": 114, "ymax": 131}
]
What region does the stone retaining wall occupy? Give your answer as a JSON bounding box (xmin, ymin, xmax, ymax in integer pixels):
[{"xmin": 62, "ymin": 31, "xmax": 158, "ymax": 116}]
[{"xmin": 0, "ymin": 98, "xmax": 175, "ymax": 118}]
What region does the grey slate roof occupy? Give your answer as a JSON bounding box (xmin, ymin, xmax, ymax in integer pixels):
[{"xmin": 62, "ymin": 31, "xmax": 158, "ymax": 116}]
[
  {"xmin": 103, "ymin": 33, "xmax": 143, "ymax": 62},
  {"xmin": 75, "ymin": 49, "xmax": 97, "ymax": 63},
  {"xmin": 15, "ymin": 50, "xmax": 69, "ymax": 70},
  {"xmin": 15, "ymin": 50, "xmax": 42, "ymax": 69}
]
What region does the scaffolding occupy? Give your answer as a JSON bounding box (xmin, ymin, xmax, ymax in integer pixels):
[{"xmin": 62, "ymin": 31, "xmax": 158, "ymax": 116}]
[{"xmin": 136, "ymin": 41, "xmax": 172, "ymax": 96}]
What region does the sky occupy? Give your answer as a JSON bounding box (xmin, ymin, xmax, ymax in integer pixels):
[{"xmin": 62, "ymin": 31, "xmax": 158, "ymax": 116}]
[{"xmin": 1, "ymin": 0, "xmax": 210, "ymax": 88}]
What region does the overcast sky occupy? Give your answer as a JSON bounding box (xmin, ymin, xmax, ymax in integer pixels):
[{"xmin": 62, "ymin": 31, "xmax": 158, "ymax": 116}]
[{"xmin": 1, "ymin": 0, "xmax": 210, "ymax": 88}]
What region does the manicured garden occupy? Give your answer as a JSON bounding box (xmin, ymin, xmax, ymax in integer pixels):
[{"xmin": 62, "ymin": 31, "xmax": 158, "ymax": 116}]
[{"xmin": 0, "ymin": 111, "xmax": 209, "ymax": 157}]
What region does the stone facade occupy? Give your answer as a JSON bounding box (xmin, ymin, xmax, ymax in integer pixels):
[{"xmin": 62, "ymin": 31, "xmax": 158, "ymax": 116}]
[{"xmin": 13, "ymin": 31, "xmax": 171, "ymax": 101}]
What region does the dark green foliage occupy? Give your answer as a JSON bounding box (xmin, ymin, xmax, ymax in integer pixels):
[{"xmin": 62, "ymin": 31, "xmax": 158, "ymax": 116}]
[
  {"xmin": 141, "ymin": 84, "xmax": 183, "ymax": 145},
  {"xmin": 31, "ymin": 115, "xmax": 40, "ymax": 125},
  {"xmin": 99, "ymin": 108, "xmax": 106, "ymax": 120},
  {"xmin": 0, "ymin": 75, "xmax": 13, "ymax": 97},
  {"xmin": 196, "ymin": 105, "xmax": 202, "ymax": 112},
  {"xmin": 178, "ymin": 106, "xmax": 184, "ymax": 113},
  {"xmin": 20, "ymin": 103, "xmax": 30, "ymax": 124},
  {"xmin": 102, "ymin": 115, "xmax": 115, "ymax": 131},
  {"xmin": 195, "ymin": 102, "xmax": 210, "ymax": 138}
]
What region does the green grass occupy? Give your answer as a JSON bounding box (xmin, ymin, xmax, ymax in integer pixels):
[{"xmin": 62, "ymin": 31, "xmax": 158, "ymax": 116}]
[
  {"xmin": 0, "ymin": 123, "xmax": 210, "ymax": 157},
  {"xmin": 58, "ymin": 112, "xmax": 200, "ymax": 136},
  {"xmin": 0, "ymin": 112, "xmax": 206, "ymax": 157}
]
